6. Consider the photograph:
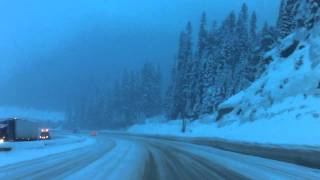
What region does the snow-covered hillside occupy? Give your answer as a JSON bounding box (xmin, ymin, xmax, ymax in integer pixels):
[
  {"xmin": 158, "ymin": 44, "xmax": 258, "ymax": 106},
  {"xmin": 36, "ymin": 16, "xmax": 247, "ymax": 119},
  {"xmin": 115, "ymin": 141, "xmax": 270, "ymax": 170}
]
[{"xmin": 218, "ymin": 25, "xmax": 320, "ymax": 125}]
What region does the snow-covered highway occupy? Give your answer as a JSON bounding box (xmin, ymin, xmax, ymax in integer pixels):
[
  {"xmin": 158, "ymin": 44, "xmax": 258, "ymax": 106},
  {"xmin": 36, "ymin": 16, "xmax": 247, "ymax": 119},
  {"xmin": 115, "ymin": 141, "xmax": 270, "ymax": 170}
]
[{"xmin": 1, "ymin": 132, "xmax": 320, "ymax": 180}]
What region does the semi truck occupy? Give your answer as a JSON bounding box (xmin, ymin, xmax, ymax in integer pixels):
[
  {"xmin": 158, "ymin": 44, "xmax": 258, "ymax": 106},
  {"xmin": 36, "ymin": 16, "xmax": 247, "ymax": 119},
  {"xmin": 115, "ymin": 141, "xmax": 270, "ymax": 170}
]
[{"xmin": 0, "ymin": 118, "xmax": 49, "ymax": 142}]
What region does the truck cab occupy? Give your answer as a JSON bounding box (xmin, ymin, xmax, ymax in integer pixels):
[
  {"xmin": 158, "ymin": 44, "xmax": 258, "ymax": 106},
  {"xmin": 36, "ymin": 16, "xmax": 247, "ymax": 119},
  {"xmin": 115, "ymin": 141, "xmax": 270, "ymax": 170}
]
[{"xmin": 40, "ymin": 128, "xmax": 51, "ymax": 140}]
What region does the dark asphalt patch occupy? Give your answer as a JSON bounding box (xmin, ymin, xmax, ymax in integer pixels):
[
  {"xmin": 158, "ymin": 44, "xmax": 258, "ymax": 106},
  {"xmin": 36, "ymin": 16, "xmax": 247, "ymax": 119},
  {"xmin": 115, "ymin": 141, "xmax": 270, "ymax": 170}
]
[
  {"xmin": 124, "ymin": 133, "xmax": 320, "ymax": 170},
  {"xmin": 0, "ymin": 147, "xmax": 12, "ymax": 152},
  {"xmin": 140, "ymin": 139, "xmax": 249, "ymax": 180},
  {"xmin": 142, "ymin": 151, "xmax": 161, "ymax": 180}
]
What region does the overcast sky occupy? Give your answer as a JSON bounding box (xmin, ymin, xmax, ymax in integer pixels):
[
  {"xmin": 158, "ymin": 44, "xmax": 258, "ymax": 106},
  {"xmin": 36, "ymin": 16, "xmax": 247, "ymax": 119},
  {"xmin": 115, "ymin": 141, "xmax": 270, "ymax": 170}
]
[
  {"xmin": 0, "ymin": 0, "xmax": 279, "ymax": 76},
  {"xmin": 0, "ymin": 0, "xmax": 280, "ymax": 110}
]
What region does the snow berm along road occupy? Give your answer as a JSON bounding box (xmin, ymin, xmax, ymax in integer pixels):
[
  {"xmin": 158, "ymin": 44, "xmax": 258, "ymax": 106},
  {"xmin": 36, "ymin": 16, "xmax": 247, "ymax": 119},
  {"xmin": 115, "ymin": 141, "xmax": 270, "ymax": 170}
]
[{"xmin": 1, "ymin": 132, "xmax": 320, "ymax": 180}]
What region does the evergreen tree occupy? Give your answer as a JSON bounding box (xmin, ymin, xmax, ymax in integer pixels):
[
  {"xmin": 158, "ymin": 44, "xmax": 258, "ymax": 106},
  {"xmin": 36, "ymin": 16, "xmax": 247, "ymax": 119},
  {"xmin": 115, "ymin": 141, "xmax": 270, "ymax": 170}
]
[
  {"xmin": 192, "ymin": 12, "xmax": 210, "ymax": 117},
  {"xmin": 250, "ymin": 11, "xmax": 257, "ymax": 42},
  {"xmin": 198, "ymin": 12, "xmax": 208, "ymax": 59},
  {"xmin": 140, "ymin": 63, "xmax": 162, "ymax": 118},
  {"xmin": 277, "ymin": 0, "xmax": 286, "ymax": 30},
  {"xmin": 210, "ymin": 12, "xmax": 234, "ymax": 105},
  {"xmin": 119, "ymin": 69, "xmax": 132, "ymax": 124},
  {"xmin": 233, "ymin": 3, "xmax": 250, "ymax": 93},
  {"xmin": 165, "ymin": 61, "xmax": 177, "ymax": 119},
  {"xmin": 168, "ymin": 22, "xmax": 193, "ymax": 119},
  {"xmin": 128, "ymin": 70, "xmax": 141, "ymax": 121},
  {"xmin": 277, "ymin": 0, "xmax": 297, "ymax": 39},
  {"xmin": 256, "ymin": 22, "xmax": 278, "ymax": 76},
  {"xmin": 261, "ymin": 23, "xmax": 277, "ymax": 52},
  {"xmin": 164, "ymin": 4, "xmax": 279, "ymax": 120},
  {"xmin": 245, "ymin": 11, "xmax": 259, "ymax": 83},
  {"xmin": 200, "ymin": 21, "xmax": 219, "ymax": 114},
  {"xmin": 184, "ymin": 22, "xmax": 195, "ymax": 118}
]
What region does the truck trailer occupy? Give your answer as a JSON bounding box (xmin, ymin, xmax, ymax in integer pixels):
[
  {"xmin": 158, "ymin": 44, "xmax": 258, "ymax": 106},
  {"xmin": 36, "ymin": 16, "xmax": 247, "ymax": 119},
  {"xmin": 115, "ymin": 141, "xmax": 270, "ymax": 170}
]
[{"xmin": 0, "ymin": 118, "xmax": 40, "ymax": 141}]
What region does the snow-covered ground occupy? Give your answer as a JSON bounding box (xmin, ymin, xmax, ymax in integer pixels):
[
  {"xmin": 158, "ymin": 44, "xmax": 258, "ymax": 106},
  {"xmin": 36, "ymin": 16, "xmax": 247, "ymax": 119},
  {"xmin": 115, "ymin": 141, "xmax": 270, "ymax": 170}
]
[
  {"xmin": 0, "ymin": 132, "xmax": 95, "ymax": 167},
  {"xmin": 69, "ymin": 138, "xmax": 146, "ymax": 180},
  {"xmin": 0, "ymin": 106, "xmax": 65, "ymax": 122},
  {"xmin": 3, "ymin": 132, "xmax": 318, "ymax": 179},
  {"xmin": 128, "ymin": 115, "xmax": 320, "ymax": 146}
]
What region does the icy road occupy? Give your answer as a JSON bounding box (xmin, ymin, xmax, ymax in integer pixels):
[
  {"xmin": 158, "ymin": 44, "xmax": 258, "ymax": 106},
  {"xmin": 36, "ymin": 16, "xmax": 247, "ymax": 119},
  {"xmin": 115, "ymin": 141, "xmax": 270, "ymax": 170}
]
[{"xmin": 1, "ymin": 133, "xmax": 320, "ymax": 180}]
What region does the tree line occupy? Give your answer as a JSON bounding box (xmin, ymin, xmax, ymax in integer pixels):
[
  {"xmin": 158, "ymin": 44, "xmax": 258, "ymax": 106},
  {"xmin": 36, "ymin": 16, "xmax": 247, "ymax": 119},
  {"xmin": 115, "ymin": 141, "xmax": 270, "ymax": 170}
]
[
  {"xmin": 65, "ymin": 1, "xmax": 304, "ymax": 129},
  {"xmin": 64, "ymin": 63, "xmax": 162, "ymax": 129},
  {"xmin": 165, "ymin": 3, "xmax": 278, "ymax": 120}
]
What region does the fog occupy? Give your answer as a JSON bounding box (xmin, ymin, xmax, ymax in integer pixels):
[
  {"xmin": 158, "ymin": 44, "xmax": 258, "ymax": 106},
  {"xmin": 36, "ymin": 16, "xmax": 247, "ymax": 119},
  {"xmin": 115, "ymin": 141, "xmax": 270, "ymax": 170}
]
[{"xmin": 0, "ymin": 0, "xmax": 279, "ymax": 111}]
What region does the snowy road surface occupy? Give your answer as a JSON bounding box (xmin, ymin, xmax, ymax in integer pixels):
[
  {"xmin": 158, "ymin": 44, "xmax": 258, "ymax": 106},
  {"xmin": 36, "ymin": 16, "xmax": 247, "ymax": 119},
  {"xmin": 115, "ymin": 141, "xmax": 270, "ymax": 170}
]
[{"xmin": 1, "ymin": 133, "xmax": 320, "ymax": 180}]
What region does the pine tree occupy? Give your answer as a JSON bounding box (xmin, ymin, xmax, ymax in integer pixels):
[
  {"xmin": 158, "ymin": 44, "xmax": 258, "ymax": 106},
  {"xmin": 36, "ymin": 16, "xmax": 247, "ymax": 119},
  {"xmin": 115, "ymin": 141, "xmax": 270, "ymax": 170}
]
[
  {"xmin": 237, "ymin": 3, "xmax": 249, "ymax": 48},
  {"xmin": 168, "ymin": 22, "xmax": 193, "ymax": 119},
  {"xmin": 119, "ymin": 69, "xmax": 132, "ymax": 125},
  {"xmin": 256, "ymin": 22, "xmax": 277, "ymax": 76},
  {"xmin": 165, "ymin": 61, "xmax": 177, "ymax": 119},
  {"xmin": 250, "ymin": 11, "xmax": 257, "ymax": 43},
  {"xmin": 192, "ymin": 12, "xmax": 210, "ymax": 118},
  {"xmin": 198, "ymin": 12, "xmax": 208, "ymax": 59},
  {"xmin": 277, "ymin": 0, "xmax": 286, "ymax": 29},
  {"xmin": 208, "ymin": 11, "xmax": 236, "ymax": 109},
  {"xmin": 128, "ymin": 70, "xmax": 141, "ymax": 121},
  {"xmin": 222, "ymin": 11, "xmax": 237, "ymax": 68},
  {"xmin": 200, "ymin": 21, "xmax": 219, "ymax": 114},
  {"xmin": 140, "ymin": 63, "xmax": 162, "ymax": 118},
  {"xmin": 241, "ymin": 10, "xmax": 259, "ymax": 88},
  {"xmin": 165, "ymin": 4, "xmax": 282, "ymax": 121},
  {"xmin": 277, "ymin": 0, "xmax": 297, "ymax": 39},
  {"xmin": 233, "ymin": 3, "xmax": 250, "ymax": 93}
]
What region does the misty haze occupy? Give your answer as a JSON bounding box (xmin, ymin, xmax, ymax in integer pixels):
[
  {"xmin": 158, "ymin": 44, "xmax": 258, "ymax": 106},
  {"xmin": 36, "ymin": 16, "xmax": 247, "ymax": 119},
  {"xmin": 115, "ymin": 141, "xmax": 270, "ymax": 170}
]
[{"xmin": 1, "ymin": 0, "xmax": 320, "ymax": 179}]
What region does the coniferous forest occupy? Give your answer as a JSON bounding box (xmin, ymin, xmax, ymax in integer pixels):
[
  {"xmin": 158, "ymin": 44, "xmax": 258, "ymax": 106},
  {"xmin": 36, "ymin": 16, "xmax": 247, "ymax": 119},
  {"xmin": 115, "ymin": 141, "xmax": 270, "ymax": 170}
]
[
  {"xmin": 166, "ymin": 4, "xmax": 278, "ymax": 120},
  {"xmin": 65, "ymin": 1, "xmax": 303, "ymax": 129},
  {"xmin": 65, "ymin": 63, "xmax": 162, "ymax": 129}
]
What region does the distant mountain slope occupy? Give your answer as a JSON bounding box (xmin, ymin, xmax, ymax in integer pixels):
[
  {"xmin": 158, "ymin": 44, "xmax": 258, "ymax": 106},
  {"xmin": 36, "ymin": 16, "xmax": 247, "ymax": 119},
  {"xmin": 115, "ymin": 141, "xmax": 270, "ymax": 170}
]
[{"xmin": 0, "ymin": 106, "xmax": 65, "ymax": 122}]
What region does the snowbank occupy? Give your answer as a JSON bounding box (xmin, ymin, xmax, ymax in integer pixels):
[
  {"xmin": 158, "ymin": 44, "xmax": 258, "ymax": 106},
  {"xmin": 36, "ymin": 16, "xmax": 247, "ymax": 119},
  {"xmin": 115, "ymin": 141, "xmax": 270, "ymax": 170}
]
[
  {"xmin": 0, "ymin": 106, "xmax": 65, "ymax": 122},
  {"xmin": 128, "ymin": 114, "xmax": 320, "ymax": 146},
  {"xmin": 0, "ymin": 132, "xmax": 95, "ymax": 166}
]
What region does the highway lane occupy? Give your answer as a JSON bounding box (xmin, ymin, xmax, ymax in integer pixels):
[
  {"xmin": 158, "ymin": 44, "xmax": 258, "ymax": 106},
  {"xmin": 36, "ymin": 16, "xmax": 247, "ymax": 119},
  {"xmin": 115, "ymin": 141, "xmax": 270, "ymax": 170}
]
[
  {"xmin": 0, "ymin": 136, "xmax": 116, "ymax": 179},
  {"xmin": 120, "ymin": 135, "xmax": 320, "ymax": 180},
  {"xmin": 1, "ymin": 133, "xmax": 320, "ymax": 180}
]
